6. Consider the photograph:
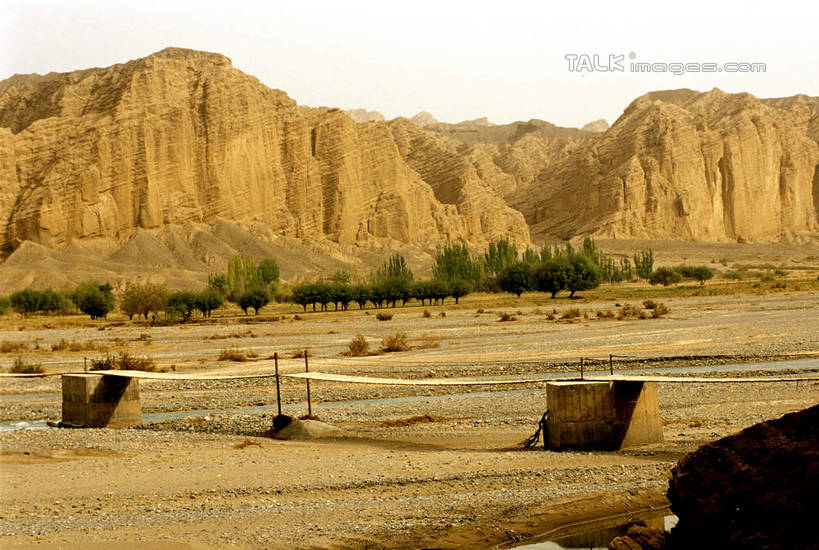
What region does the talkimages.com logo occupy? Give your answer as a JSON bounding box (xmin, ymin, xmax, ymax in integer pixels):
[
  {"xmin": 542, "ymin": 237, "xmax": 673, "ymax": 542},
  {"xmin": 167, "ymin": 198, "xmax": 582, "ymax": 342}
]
[{"xmin": 565, "ymin": 52, "xmax": 766, "ymax": 75}]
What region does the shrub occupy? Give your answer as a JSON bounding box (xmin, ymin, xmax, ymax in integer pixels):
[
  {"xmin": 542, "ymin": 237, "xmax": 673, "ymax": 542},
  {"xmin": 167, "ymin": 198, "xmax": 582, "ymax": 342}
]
[
  {"xmin": 651, "ymin": 303, "xmax": 670, "ymax": 318},
  {"xmin": 291, "ymin": 349, "xmax": 311, "ymax": 359},
  {"xmin": 498, "ymin": 312, "xmax": 517, "ymax": 322},
  {"xmin": 0, "ymin": 296, "xmax": 9, "ymax": 315},
  {"xmin": 217, "ymin": 347, "xmax": 256, "ymax": 362},
  {"xmin": 9, "ymin": 357, "xmax": 44, "ymax": 374},
  {"xmin": 561, "ymin": 308, "xmax": 582, "ymax": 319},
  {"xmin": 422, "ymin": 309, "xmax": 431, "ymax": 318},
  {"xmin": 0, "ymin": 341, "xmax": 27, "ymax": 353},
  {"xmin": 376, "ymin": 313, "xmax": 393, "ymax": 321},
  {"xmin": 347, "ymin": 334, "xmax": 370, "ymax": 356},
  {"xmin": 89, "ymin": 352, "xmax": 156, "ymax": 371},
  {"xmin": 381, "ymin": 332, "xmax": 410, "ymax": 352},
  {"xmin": 617, "ymin": 303, "xmax": 642, "ymax": 319},
  {"xmin": 722, "ymin": 269, "xmax": 743, "ymax": 280},
  {"xmin": 596, "ymin": 309, "xmax": 615, "ymax": 319},
  {"xmin": 642, "ymin": 299, "xmax": 657, "ymax": 310}
]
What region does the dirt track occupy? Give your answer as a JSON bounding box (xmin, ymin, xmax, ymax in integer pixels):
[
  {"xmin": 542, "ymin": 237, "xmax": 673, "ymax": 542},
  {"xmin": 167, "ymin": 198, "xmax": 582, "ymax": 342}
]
[{"xmin": 1, "ymin": 290, "xmax": 818, "ymax": 549}]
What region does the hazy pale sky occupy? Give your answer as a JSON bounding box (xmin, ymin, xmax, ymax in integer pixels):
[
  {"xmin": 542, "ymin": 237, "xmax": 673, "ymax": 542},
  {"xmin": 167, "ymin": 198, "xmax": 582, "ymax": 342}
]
[{"xmin": 1, "ymin": 0, "xmax": 817, "ymax": 128}]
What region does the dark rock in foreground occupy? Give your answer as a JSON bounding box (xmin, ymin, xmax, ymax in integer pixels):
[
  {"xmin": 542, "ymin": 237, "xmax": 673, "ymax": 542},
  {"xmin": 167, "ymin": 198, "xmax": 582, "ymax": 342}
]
[{"xmin": 666, "ymin": 404, "xmax": 819, "ymax": 550}]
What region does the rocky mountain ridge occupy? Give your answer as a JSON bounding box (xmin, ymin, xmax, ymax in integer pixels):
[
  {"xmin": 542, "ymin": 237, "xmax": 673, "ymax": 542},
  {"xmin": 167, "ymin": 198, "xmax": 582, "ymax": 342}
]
[{"xmin": 0, "ymin": 48, "xmax": 817, "ymax": 288}]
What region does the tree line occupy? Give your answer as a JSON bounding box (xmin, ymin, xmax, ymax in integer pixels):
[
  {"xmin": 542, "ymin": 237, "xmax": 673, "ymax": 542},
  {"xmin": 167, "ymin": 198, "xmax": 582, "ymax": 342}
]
[{"xmin": 0, "ymin": 238, "xmax": 720, "ymax": 319}]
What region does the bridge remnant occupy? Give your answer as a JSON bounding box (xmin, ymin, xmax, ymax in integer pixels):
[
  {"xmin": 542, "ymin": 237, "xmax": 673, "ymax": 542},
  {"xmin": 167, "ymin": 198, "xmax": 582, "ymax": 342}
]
[
  {"xmin": 545, "ymin": 380, "xmax": 663, "ymax": 450},
  {"xmin": 61, "ymin": 374, "xmax": 142, "ymax": 428}
]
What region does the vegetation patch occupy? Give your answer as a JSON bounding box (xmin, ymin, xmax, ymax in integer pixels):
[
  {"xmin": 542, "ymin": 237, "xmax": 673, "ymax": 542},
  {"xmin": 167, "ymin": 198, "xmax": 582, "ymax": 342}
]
[
  {"xmin": 90, "ymin": 352, "xmax": 157, "ymax": 371},
  {"xmin": 217, "ymin": 347, "xmax": 258, "ymax": 362},
  {"xmin": 381, "ymin": 332, "xmax": 410, "ymax": 352},
  {"xmin": 9, "ymin": 357, "xmax": 44, "ymax": 374}
]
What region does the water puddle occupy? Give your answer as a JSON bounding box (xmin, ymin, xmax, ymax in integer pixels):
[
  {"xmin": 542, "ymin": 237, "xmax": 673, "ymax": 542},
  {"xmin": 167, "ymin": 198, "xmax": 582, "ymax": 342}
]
[{"xmin": 506, "ymin": 510, "xmax": 677, "ymax": 549}]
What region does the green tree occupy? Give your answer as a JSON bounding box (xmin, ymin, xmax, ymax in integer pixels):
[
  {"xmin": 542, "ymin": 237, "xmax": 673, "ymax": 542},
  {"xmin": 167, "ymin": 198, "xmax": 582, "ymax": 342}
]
[
  {"xmin": 257, "ymin": 258, "xmax": 280, "ymax": 287},
  {"xmin": 433, "ymin": 242, "xmax": 483, "ymax": 284},
  {"xmin": 120, "ymin": 283, "xmax": 169, "ymax": 320},
  {"xmin": 72, "ymin": 282, "xmax": 115, "ymax": 320},
  {"xmin": 10, "ymin": 290, "xmax": 42, "ymax": 316},
  {"xmin": 649, "ymin": 267, "xmax": 682, "ymax": 287},
  {"xmin": 166, "ymin": 292, "xmax": 198, "ymax": 320},
  {"xmin": 224, "ymin": 254, "xmax": 262, "ymax": 302},
  {"xmin": 449, "ymin": 279, "xmax": 472, "ymax": 304},
  {"xmin": 374, "ymin": 253, "xmax": 413, "ymax": 283},
  {"xmin": 484, "ymin": 238, "xmax": 518, "ymax": 277},
  {"xmin": 238, "ymin": 288, "xmax": 270, "ymax": 315},
  {"xmin": 533, "ymin": 258, "xmax": 570, "ymax": 298},
  {"xmin": 633, "ymin": 249, "xmax": 655, "ymax": 280},
  {"xmin": 194, "ymin": 291, "xmax": 224, "ymax": 317},
  {"xmin": 0, "ymin": 296, "xmax": 9, "ymax": 315},
  {"xmin": 498, "ymin": 263, "xmax": 532, "ymax": 297},
  {"xmin": 565, "ymin": 255, "xmax": 602, "ymax": 298}
]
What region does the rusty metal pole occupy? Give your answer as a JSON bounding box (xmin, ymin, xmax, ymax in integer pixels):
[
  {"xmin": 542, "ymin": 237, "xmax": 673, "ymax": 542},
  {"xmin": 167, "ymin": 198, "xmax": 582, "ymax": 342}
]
[
  {"xmin": 580, "ymin": 357, "xmax": 584, "ymax": 380},
  {"xmin": 610, "ymin": 354, "xmax": 613, "ymax": 375},
  {"xmin": 274, "ymin": 352, "xmax": 282, "ymax": 416},
  {"xmin": 304, "ymin": 350, "xmax": 312, "ymax": 417}
]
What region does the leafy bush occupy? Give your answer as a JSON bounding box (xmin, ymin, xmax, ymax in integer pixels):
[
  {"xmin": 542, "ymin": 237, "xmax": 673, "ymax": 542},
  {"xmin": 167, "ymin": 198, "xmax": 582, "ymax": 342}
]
[
  {"xmin": 9, "ymin": 357, "xmax": 44, "ymax": 374},
  {"xmin": 642, "ymin": 299, "xmax": 657, "ymax": 310},
  {"xmin": 346, "ymin": 334, "xmax": 370, "ymax": 356},
  {"xmin": 376, "ymin": 313, "xmax": 393, "ymax": 321},
  {"xmin": 722, "ymin": 270, "xmax": 744, "ymax": 280},
  {"xmin": 651, "ymin": 303, "xmax": 670, "ymax": 318},
  {"xmin": 381, "ymin": 332, "xmax": 410, "ymax": 352}
]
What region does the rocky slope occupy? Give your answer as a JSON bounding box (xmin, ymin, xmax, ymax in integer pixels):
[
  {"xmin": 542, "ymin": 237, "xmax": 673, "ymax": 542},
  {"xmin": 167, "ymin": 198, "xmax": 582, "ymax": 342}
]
[
  {"xmin": 504, "ymin": 89, "xmax": 819, "ymax": 242},
  {"xmin": 0, "ymin": 48, "xmax": 528, "ymax": 258}
]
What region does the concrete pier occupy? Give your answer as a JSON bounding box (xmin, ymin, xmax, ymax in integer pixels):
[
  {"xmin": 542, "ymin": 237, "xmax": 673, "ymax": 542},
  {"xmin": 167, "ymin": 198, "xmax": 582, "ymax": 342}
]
[
  {"xmin": 61, "ymin": 374, "xmax": 141, "ymax": 428},
  {"xmin": 545, "ymin": 380, "xmax": 664, "ymax": 450}
]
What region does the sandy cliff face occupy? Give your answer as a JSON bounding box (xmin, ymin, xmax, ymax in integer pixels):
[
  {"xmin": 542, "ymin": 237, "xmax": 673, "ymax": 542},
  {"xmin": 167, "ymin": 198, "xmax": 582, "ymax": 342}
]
[
  {"xmin": 495, "ymin": 89, "xmax": 819, "ymax": 242},
  {"xmin": 0, "ymin": 48, "xmax": 529, "ymax": 254}
]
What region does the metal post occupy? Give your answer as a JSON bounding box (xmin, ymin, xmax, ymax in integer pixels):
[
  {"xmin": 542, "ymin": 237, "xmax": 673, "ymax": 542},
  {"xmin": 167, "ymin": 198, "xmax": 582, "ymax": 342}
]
[
  {"xmin": 610, "ymin": 354, "xmax": 613, "ymax": 375},
  {"xmin": 580, "ymin": 357, "xmax": 584, "ymax": 380},
  {"xmin": 84, "ymin": 357, "xmax": 87, "ymax": 373},
  {"xmin": 274, "ymin": 352, "xmax": 282, "ymax": 416},
  {"xmin": 304, "ymin": 350, "xmax": 312, "ymax": 417}
]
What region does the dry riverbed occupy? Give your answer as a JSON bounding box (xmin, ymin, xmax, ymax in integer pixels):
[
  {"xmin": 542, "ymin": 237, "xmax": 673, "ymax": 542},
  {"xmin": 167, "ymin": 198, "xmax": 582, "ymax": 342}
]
[{"xmin": 1, "ymin": 291, "xmax": 818, "ymax": 549}]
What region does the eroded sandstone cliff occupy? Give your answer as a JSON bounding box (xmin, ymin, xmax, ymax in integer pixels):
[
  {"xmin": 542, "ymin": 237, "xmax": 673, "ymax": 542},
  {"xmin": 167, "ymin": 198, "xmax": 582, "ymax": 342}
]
[{"xmin": 0, "ymin": 47, "xmax": 529, "ymax": 256}]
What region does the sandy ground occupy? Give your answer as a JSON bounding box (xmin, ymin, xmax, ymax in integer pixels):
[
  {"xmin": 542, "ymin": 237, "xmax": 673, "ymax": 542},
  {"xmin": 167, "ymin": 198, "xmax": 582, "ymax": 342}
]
[{"xmin": 1, "ymin": 289, "xmax": 818, "ymax": 549}]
